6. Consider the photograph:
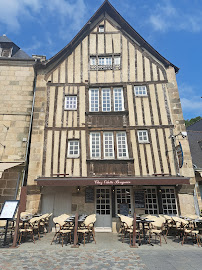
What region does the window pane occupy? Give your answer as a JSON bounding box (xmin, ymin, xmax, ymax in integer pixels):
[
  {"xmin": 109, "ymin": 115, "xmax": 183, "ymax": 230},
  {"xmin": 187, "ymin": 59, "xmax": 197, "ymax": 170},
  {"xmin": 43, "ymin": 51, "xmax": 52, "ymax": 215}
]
[
  {"xmin": 102, "ymin": 89, "xmax": 111, "ymax": 112},
  {"xmin": 65, "ymin": 96, "xmax": 77, "ymax": 110},
  {"xmin": 138, "ymin": 130, "xmax": 149, "ymax": 143},
  {"xmin": 134, "ymin": 86, "xmax": 147, "ymax": 96},
  {"xmin": 116, "ymin": 132, "xmax": 128, "ymax": 158},
  {"xmin": 90, "ymin": 133, "xmax": 101, "ymax": 158},
  {"xmin": 104, "ymin": 132, "xmax": 114, "ymax": 158},
  {"xmin": 90, "ymin": 89, "xmax": 99, "ymax": 112},
  {"xmin": 113, "ymin": 88, "xmax": 124, "ymax": 111},
  {"xmin": 68, "ymin": 141, "xmax": 79, "ymax": 157}
]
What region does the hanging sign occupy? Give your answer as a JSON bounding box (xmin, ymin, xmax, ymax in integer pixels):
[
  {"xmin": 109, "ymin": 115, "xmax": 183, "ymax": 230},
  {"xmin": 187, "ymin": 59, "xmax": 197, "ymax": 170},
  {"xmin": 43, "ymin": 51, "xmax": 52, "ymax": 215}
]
[{"xmin": 176, "ymin": 142, "xmax": 184, "ymax": 168}]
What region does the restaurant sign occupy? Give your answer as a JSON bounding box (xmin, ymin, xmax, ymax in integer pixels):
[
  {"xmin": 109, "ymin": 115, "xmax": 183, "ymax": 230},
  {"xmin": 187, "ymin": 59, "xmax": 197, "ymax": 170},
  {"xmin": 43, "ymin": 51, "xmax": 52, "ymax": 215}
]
[
  {"xmin": 94, "ymin": 179, "xmax": 131, "ymax": 185},
  {"xmin": 175, "ymin": 142, "xmax": 184, "ymax": 168}
]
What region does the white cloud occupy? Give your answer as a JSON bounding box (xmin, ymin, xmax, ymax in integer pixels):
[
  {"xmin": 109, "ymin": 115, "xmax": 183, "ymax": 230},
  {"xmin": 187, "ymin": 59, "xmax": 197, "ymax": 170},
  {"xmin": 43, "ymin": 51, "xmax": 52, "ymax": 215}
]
[{"xmin": 148, "ymin": 0, "xmax": 202, "ymax": 33}]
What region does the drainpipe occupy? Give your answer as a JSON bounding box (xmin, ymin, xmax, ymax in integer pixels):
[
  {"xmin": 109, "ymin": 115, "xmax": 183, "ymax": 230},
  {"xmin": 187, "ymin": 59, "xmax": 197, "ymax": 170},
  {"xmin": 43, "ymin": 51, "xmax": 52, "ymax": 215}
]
[{"xmin": 21, "ymin": 65, "xmax": 38, "ymax": 186}]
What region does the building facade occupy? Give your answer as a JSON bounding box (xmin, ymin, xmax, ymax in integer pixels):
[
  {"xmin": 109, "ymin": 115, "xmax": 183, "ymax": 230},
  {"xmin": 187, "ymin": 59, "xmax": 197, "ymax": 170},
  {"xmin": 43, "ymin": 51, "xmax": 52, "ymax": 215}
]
[
  {"xmin": 0, "ymin": 35, "xmax": 35, "ymax": 209},
  {"xmin": 25, "ymin": 1, "xmax": 196, "ymax": 231}
]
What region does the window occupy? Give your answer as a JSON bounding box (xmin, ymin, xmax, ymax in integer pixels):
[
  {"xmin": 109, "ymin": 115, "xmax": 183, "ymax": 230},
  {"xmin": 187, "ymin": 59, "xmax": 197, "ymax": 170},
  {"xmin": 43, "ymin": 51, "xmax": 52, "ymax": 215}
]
[
  {"xmin": 0, "ymin": 48, "xmax": 12, "ymax": 57},
  {"xmin": 103, "ymin": 132, "xmax": 114, "ymax": 158},
  {"xmin": 67, "ymin": 140, "xmax": 79, "ymax": 158},
  {"xmin": 116, "ymin": 187, "xmax": 132, "ymax": 214},
  {"xmin": 114, "ymin": 56, "xmax": 120, "ymax": 65},
  {"xmin": 102, "ymin": 89, "xmax": 111, "ymax": 112},
  {"xmin": 90, "ymin": 57, "xmax": 96, "ymax": 65},
  {"xmin": 134, "ymin": 86, "xmax": 147, "ymax": 96},
  {"xmin": 138, "ymin": 130, "xmax": 149, "ymax": 143},
  {"xmin": 64, "ymin": 96, "xmax": 77, "ymax": 110},
  {"xmin": 98, "ymin": 57, "xmax": 112, "ymax": 66},
  {"xmin": 90, "ymin": 132, "xmax": 101, "ymax": 158},
  {"xmin": 161, "ymin": 187, "xmax": 177, "ymax": 215},
  {"xmin": 89, "ymin": 89, "xmax": 99, "ymax": 112},
  {"xmin": 116, "ymin": 132, "xmax": 128, "ymax": 159},
  {"xmin": 145, "ymin": 188, "xmax": 159, "ymax": 215},
  {"xmin": 89, "ymin": 87, "xmax": 124, "ymax": 112},
  {"xmin": 113, "ymin": 88, "xmax": 124, "ymax": 111},
  {"xmin": 99, "ymin": 25, "xmax": 104, "ymax": 32}
]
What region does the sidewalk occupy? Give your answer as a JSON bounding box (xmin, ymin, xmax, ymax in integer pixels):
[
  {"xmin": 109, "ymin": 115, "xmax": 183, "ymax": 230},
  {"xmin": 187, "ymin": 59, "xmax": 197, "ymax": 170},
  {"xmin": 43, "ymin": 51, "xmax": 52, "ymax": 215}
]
[{"xmin": 0, "ymin": 232, "xmax": 201, "ymax": 269}]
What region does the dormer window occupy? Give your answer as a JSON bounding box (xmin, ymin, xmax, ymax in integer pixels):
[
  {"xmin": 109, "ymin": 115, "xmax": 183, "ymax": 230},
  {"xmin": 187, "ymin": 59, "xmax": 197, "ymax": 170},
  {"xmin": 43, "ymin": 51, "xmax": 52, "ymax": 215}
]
[
  {"xmin": 99, "ymin": 25, "xmax": 104, "ymax": 32},
  {"xmin": 0, "ymin": 48, "xmax": 12, "ymax": 57}
]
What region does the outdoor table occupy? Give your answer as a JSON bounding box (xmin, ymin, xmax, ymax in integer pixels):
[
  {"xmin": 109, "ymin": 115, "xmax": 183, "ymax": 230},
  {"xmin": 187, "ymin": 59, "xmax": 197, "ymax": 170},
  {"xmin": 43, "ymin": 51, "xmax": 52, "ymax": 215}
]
[{"xmin": 136, "ymin": 218, "xmax": 154, "ymax": 245}]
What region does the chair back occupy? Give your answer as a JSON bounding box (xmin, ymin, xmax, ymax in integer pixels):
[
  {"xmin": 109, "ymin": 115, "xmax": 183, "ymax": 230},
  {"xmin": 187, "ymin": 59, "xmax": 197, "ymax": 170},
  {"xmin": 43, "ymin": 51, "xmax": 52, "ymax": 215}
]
[
  {"xmin": 120, "ymin": 216, "xmax": 133, "ymax": 228},
  {"xmin": 152, "ymin": 218, "xmax": 164, "ymax": 229},
  {"xmin": 84, "ymin": 214, "xmax": 96, "ymax": 226},
  {"xmin": 0, "ymin": 220, "xmax": 6, "ymax": 227}
]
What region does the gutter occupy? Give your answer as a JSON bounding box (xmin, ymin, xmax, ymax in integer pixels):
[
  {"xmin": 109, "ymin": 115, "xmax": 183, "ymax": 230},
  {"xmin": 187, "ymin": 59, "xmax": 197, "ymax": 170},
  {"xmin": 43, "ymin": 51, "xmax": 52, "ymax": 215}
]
[{"xmin": 21, "ymin": 64, "xmax": 38, "ymax": 186}]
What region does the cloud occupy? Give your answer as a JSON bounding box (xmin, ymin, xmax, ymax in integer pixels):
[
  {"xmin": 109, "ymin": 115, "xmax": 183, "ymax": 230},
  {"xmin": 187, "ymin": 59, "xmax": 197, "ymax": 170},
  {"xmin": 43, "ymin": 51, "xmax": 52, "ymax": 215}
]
[
  {"xmin": 148, "ymin": 0, "xmax": 202, "ymax": 33},
  {"xmin": 178, "ymin": 83, "xmax": 202, "ymax": 118}
]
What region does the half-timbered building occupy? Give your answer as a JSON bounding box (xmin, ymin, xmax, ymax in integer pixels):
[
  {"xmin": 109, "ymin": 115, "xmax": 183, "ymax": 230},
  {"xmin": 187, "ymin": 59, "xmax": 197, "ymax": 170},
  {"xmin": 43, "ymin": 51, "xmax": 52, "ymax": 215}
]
[{"xmin": 26, "ymin": 1, "xmax": 197, "ymax": 231}]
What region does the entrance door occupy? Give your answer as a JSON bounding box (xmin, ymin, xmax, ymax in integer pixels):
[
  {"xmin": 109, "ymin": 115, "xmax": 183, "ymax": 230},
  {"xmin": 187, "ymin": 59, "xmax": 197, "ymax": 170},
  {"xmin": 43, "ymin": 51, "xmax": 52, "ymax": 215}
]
[{"xmin": 95, "ymin": 187, "xmax": 112, "ymax": 232}]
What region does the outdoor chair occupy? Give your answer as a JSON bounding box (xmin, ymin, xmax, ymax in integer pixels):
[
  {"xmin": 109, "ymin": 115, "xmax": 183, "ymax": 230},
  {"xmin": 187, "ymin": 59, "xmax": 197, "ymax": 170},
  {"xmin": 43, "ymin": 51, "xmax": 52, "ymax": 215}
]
[
  {"xmin": 181, "ymin": 219, "xmax": 200, "ymax": 246},
  {"xmin": 51, "ymin": 216, "xmax": 72, "ymax": 247},
  {"xmin": 77, "ymin": 214, "xmax": 96, "ymax": 246},
  {"xmin": 120, "ymin": 216, "xmax": 141, "ymax": 245},
  {"xmin": 148, "ymin": 217, "xmax": 167, "ymax": 246},
  {"xmin": 18, "ymin": 216, "xmax": 41, "ymax": 244}
]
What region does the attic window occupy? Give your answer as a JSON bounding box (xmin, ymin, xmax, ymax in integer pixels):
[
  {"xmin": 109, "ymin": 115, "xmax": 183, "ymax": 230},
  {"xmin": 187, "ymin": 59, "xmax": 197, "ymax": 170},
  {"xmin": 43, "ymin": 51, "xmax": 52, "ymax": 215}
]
[
  {"xmin": 99, "ymin": 25, "xmax": 104, "ymax": 32},
  {"xmin": 0, "ymin": 48, "xmax": 12, "ymax": 57}
]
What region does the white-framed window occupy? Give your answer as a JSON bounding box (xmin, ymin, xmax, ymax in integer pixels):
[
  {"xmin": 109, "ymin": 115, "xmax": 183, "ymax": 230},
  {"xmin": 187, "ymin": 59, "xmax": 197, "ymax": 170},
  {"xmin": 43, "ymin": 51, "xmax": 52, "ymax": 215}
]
[
  {"xmin": 90, "ymin": 57, "xmax": 96, "ymax": 65},
  {"xmin": 90, "ymin": 132, "xmax": 101, "ymax": 159},
  {"xmin": 102, "ymin": 88, "xmax": 111, "ymax": 112},
  {"xmin": 98, "ymin": 57, "xmax": 112, "ymax": 66},
  {"xmin": 99, "ymin": 25, "xmax": 104, "ymax": 32},
  {"xmin": 89, "ymin": 89, "xmax": 99, "ymax": 112},
  {"xmin": 161, "ymin": 187, "xmax": 178, "ymax": 215},
  {"xmin": 116, "ymin": 132, "xmax": 128, "ymax": 159},
  {"xmin": 138, "ymin": 130, "xmax": 149, "ymax": 143},
  {"xmin": 116, "ymin": 187, "xmax": 133, "ymax": 214},
  {"xmin": 103, "ymin": 132, "xmax": 114, "ymax": 159},
  {"xmin": 67, "ymin": 140, "xmax": 79, "ymax": 158},
  {"xmin": 113, "ymin": 88, "xmax": 124, "ymax": 111},
  {"xmin": 134, "ymin": 86, "xmax": 147, "ymax": 96},
  {"xmin": 145, "ymin": 187, "xmax": 159, "ymax": 215},
  {"xmin": 114, "ymin": 56, "xmax": 121, "ymax": 65},
  {"xmin": 65, "ymin": 96, "xmax": 77, "ymax": 110}
]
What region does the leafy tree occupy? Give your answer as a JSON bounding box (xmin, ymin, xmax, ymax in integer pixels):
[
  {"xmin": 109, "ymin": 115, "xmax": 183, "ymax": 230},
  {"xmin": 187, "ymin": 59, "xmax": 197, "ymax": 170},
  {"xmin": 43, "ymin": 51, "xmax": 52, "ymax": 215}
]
[{"xmin": 185, "ymin": 116, "xmax": 202, "ymax": 127}]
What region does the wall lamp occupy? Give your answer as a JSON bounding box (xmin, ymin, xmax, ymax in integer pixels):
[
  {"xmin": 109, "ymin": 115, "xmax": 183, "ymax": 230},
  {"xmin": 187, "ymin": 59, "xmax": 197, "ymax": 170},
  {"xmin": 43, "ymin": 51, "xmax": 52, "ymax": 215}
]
[{"xmin": 77, "ymin": 186, "xmax": 81, "ymax": 192}]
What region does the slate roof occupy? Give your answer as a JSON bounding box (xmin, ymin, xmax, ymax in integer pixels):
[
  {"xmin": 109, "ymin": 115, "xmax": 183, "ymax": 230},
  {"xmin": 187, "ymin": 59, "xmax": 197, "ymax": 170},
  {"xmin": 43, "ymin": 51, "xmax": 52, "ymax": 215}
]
[
  {"xmin": 41, "ymin": 0, "xmax": 179, "ymax": 74},
  {"xmin": 0, "ymin": 35, "xmax": 32, "ymax": 60},
  {"xmin": 187, "ymin": 119, "xmax": 202, "ymax": 168}
]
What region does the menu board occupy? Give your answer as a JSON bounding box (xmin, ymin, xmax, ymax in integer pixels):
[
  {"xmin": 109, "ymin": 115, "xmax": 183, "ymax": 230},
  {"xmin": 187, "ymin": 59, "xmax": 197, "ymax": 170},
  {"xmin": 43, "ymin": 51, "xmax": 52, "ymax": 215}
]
[
  {"xmin": 134, "ymin": 190, "xmax": 145, "ymax": 208},
  {"xmin": 85, "ymin": 187, "xmax": 94, "ymax": 203},
  {"xmin": 0, "ymin": 200, "xmax": 19, "ymax": 220},
  {"xmin": 119, "ymin": 203, "xmax": 129, "ymax": 216}
]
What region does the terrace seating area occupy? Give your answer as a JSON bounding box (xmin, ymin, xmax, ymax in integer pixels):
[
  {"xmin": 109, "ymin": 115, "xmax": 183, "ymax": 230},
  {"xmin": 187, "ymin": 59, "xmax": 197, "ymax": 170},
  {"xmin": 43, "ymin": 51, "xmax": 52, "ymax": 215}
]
[{"xmin": 118, "ymin": 214, "xmax": 202, "ymax": 247}]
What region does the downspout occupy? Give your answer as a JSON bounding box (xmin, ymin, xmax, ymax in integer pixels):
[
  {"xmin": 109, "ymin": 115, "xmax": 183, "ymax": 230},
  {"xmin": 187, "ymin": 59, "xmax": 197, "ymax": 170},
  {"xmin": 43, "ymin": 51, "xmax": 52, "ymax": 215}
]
[{"xmin": 21, "ymin": 64, "xmax": 38, "ymax": 186}]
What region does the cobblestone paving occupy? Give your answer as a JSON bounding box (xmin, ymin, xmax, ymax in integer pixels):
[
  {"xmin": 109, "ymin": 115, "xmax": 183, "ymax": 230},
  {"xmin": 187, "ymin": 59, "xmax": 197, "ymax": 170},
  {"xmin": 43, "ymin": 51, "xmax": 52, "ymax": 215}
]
[{"xmin": 0, "ymin": 249, "xmax": 146, "ymax": 270}]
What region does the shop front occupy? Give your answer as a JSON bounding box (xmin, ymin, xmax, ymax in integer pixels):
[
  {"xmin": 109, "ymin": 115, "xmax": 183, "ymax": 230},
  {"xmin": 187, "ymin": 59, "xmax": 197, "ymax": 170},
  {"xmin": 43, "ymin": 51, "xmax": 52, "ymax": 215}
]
[{"xmin": 36, "ymin": 176, "xmax": 189, "ymax": 231}]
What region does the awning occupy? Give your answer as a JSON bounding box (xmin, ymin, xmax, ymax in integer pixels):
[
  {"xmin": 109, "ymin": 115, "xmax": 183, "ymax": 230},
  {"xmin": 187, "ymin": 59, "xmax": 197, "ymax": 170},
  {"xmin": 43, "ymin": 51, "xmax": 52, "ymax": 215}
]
[
  {"xmin": 0, "ymin": 162, "xmax": 23, "ymax": 178},
  {"xmin": 35, "ymin": 176, "xmax": 190, "ymax": 187}
]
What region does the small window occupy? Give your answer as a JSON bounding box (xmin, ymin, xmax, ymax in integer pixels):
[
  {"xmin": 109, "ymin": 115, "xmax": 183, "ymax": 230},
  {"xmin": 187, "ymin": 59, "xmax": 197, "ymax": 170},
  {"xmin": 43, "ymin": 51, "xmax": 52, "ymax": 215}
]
[
  {"xmin": 103, "ymin": 132, "xmax": 114, "ymax": 159},
  {"xmin": 138, "ymin": 130, "xmax": 149, "ymax": 143},
  {"xmin": 116, "ymin": 132, "xmax": 128, "ymax": 159},
  {"xmin": 68, "ymin": 140, "xmax": 79, "ymax": 158},
  {"xmin": 90, "ymin": 57, "xmax": 96, "ymax": 65},
  {"xmin": 102, "ymin": 88, "xmax": 111, "ymax": 112},
  {"xmin": 113, "ymin": 88, "xmax": 124, "ymax": 111},
  {"xmin": 65, "ymin": 96, "xmax": 77, "ymax": 110},
  {"xmin": 114, "ymin": 56, "xmax": 120, "ymax": 65},
  {"xmin": 134, "ymin": 86, "xmax": 147, "ymax": 96},
  {"xmin": 98, "ymin": 57, "xmax": 112, "ymax": 66},
  {"xmin": 90, "ymin": 132, "xmax": 101, "ymax": 159},
  {"xmin": 99, "ymin": 25, "xmax": 104, "ymax": 32},
  {"xmin": 89, "ymin": 89, "xmax": 99, "ymax": 112}
]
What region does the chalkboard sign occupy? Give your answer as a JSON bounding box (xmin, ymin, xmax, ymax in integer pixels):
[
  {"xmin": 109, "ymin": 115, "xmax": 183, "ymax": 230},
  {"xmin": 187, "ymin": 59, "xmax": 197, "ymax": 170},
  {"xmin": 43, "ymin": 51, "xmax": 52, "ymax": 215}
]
[
  {"xmin": 85, "ymin": 187, "xmax": 94, "ymax": 203},
  {"xmin": 134, "ymin": 190, "xmax": 145, "ymax": 208},
  {"xmin": 119, "ymin": 203, "xmax": 129, "ymax": 216}
]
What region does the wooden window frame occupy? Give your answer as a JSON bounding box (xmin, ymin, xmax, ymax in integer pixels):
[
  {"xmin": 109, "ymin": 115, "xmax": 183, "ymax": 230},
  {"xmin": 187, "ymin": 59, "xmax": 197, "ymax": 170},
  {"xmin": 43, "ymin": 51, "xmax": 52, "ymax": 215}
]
[
  {"xmin": 113, "ymin": 88, "xmax": 124, "ymax": 112},
  {"xmin": 102, "ymin": 88, "xmax": 111, "ymax": 112},
  {"xmin": 67, "ymin": 140, "xmax": 80, "ymax": 158},
  {"xmin": 116, "ymin": 131, "xmax": 129, "ymax": 159},
  {"xmin": 64, "ymin": 95, "xmax": 77, "ymax": 110},
  {"xmin": 103, "ymin": 132, "xmax": 115, "ymax": 159},
  {"xmin": 137, "ymin": 130, "xmax": 149, "ymax": 143},
  {"xmin": 89, "ymin": 89, "xmax": 99, "ymax": 112},
  {"xmin": 134, "ymin": 86, "xmax": 148, "ymax": 96},
  {"xmin": 90, "ymin": 132, "xmax": 101, "ymax": 159}
]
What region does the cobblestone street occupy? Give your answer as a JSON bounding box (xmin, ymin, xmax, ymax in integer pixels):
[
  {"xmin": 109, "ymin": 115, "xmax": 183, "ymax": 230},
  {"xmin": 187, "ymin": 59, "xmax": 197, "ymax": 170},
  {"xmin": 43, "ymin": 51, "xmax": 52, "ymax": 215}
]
[{"xmin": 0, "ymin": 233, "xmax": 202, "ymax": 269}]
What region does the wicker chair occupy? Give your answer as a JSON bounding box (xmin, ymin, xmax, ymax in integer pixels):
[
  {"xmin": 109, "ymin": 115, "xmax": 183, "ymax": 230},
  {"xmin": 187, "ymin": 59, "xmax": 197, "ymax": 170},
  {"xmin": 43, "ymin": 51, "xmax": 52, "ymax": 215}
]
[{"xmin": 77, "ymin": 214, "xmax": 96, "ymax": 246}]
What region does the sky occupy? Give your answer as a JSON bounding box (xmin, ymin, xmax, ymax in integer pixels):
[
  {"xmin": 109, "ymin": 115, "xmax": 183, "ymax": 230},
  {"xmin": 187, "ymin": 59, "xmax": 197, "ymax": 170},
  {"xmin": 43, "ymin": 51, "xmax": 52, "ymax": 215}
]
[{"xmin": 0, "ymin": 0, "xmax": 201, "ymax": 120}]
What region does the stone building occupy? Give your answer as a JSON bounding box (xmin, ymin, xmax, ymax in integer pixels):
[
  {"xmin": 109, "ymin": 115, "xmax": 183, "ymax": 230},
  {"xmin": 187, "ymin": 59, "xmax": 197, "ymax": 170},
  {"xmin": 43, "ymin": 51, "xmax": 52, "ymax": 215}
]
[
  {"xmin": 187, "ymin": 119, "xmax": 202, "ymax": 213},
  {"xmin": 23, "ymin": 1, "xmax": 197, "ymax": 231},
  {"xmin": 0, "ymin": 35, "xmax": 35, "ymax": 209}
]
